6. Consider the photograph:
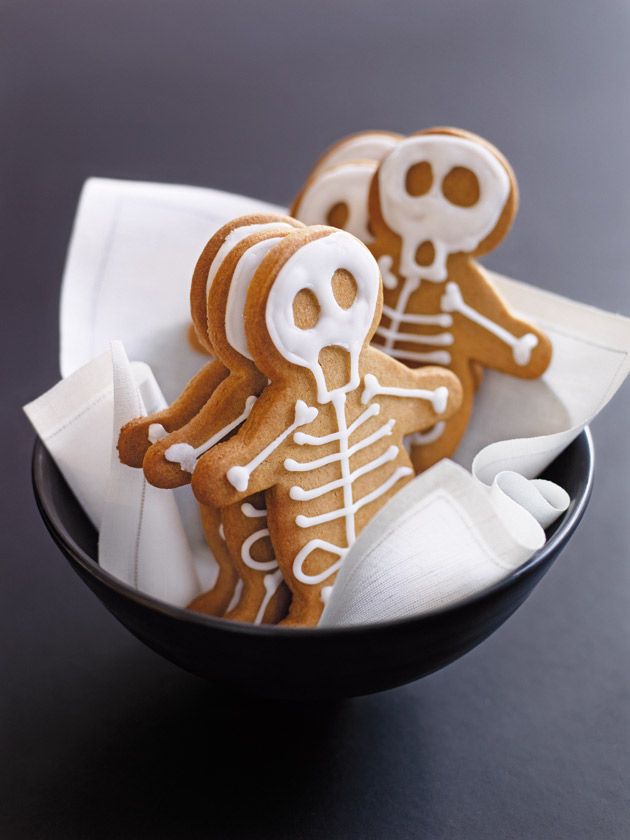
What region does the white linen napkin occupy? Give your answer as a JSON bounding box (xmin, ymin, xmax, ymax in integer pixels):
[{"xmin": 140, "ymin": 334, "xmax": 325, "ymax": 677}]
[{"xmin": 24, "ymin": 177, "xmax": 630, "ymax": 626}]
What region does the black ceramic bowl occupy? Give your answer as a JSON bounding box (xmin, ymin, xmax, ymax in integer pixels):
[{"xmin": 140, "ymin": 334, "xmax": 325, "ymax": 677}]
[{"xmin": 32, "ymin": 431, "xmax": 593, "ymax": 699}]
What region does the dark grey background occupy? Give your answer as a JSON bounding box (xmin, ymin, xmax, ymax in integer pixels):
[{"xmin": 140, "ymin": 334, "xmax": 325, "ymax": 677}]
[{"xmin": 2, "ymin": 1, "xmax": 630, "ymax": 837}]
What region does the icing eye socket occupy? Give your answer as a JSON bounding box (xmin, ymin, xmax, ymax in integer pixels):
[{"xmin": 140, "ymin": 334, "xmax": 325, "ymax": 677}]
[
  {"xmin": 326, "ymin": 202, "xmax": 349, "ymax": 230},
  {"xmin": 293, "ymin": 288, "xmax": 320, "ymax": 329},
  {"xmin": 441, "ymin": 166, "xmax": 480, "ymax": 207},
  {"xmin": 331, "ymin": 268, "xmax": 357, "ymax": 310},
  {"xmin": 415, "ymin": 241, "xmax": 435, "ymax": 266},
  {"xmin": 405, "ymin": 161, "xmax": 433, "ymax": 197}
]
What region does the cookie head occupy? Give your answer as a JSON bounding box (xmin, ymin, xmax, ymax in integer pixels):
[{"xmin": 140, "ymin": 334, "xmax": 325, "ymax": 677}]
[
  {"xmin": 291, "ymin": 131, "xmax": 403, "ymax": 243},
  {"xmin": 246, "ymin": 227, "xmax": 383, "ymax": 404},
  {"xmin": 371, "ymin": 128, "xmax": 517, "ymax": 283},
  {"xmin": 292, "ymin": 160, "xmax": 379, "ymax": 243}
]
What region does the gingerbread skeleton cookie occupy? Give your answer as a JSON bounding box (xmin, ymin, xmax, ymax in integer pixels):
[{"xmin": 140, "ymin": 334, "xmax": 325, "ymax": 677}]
[
  {"xmin": 192, "ymin": 226, "xmax": 463, "ymax": 626},
  {"xmin": 291, "ymin": 131, "xmax": 402, "ymax": 243},
  {"xmin": 142, "ymin": 216, "xmax": 304, "ymax": 624},
  {"xmin": 368, "ymin": 127, "xmax": 552, "ymax": 470}
]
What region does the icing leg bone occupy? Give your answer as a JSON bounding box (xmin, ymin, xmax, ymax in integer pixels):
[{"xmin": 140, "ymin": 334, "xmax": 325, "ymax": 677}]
[
  {"xmin": 255, "ymin": 570, "xmax": 284, "ymax": 625},
  {"xmin": 441, "ymin": 282, "xmax": 538, "ymax": 366},
  {"xmin": 165, "ymin": 395, "xmax": 257, "ymax": 474},
  {"xmin": 148, "ymin": 423, "xmax": 168, "ymax": 444},
  {"xmin": 227, "ymin": 400, "xmax": 318, "ymax": 492},
  {"xmin": 240, "ymin": 502, "xmax": 276, "ymax": 572},
  {"xmin": 361, "ymin": 373, "xmax": 450, "ymax": 414}
]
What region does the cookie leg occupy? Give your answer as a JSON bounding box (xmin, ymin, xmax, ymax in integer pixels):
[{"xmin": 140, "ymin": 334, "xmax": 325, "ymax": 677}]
[
  {"xmin": 226, "ymin": 578, "xmax": 291, "ymax": 625},
  {"xmin": 279, "ymin": 587, "xmax": 328, "ymax": 627},
  {"xmin": 187, "ymin": 504, "xmax": 240, "ymax": 617}
]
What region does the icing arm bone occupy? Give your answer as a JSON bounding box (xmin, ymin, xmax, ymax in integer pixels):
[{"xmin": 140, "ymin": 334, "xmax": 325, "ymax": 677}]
[
  {"xmin": 117, "ymin": 359, "xmax": 228, "ymax": 468},
  {"xmin": 142, "ymin": 372, "xmax": 264, "ymax": 489},
  {"xmin": 226, "ymin": 400, "xmax": 318, "ymax": 493},
  {"xmin": 441, "ymin": 282, "xmax": 538, "ymax": 366},
  {"xmin": 193, "ymin": 390, "xmax": 318, "ymax": 507},
  {"xmin": 360, "ymin": 348, "xmax": 463, "ymax": 436},
  {"xmin": 440, "ymin": 273, "xmax": 552, "ymax": 377}
]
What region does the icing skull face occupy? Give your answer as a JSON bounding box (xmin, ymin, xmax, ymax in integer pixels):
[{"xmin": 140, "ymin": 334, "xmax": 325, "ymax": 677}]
[
  {"xmin": 265, "ymin": 231, "xmax": 380, "ymax": 404},
  {"xmin": 377, "ymin": 133, "xmax": 511, "ymax": 283},
  {"xmin": 295, "ymin": 161, "xmax": 378, "ymax": 243}
]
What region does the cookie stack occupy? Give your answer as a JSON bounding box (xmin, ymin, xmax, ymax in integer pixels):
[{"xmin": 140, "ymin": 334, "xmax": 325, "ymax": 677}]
[{"xmin": 118, "ymin": 128, "xmax": 551, "ymax": 627}]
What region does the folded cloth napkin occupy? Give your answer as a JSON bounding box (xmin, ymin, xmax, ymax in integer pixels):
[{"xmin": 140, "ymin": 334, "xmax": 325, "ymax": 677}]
[{"xmin": 24, "ymin": 178, "xmax": 630, "ymax": 626}]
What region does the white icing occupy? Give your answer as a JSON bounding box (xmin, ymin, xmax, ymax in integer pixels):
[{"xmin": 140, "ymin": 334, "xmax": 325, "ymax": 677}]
[
  {"xmin": 316, "ymin": 133, "xmax": 400, "ymax": 172},
  {"xmin": 288, "ymin": 390, "xmax": 410, "ymax": 598},
  {"xmin": 361, "ymin": 373, "xmax": 449, "ymax": 414},
  {"xmin": 296, "ymin": 161, "xmax": 378, "ymax": 243},
  {"xmin": 265, "ymin": 231, "xmax": 380, "ymax": 404},
  {"xmin": 293, "ymin": 403, "xmax": 380, "ymax": 446},
  {"xmin": 293, "ymin": 540, "xmax": 347, "ymax": 586},
  {"xmin": 205, "ymin": 222, "xmax": 294, "ymax": 300},
  {"xmin": 441, "ymin": 282, "xmax": 538, "ymax": 365},
  {"xmin": 241, "ymin": 502, "xmax": 267, "ymax": 518},
  {"xmin": 226, "ymin": 578, "xmax": 243, "ymax": 613},
  {"xmin": 225, "ymin": 237, "xmax": 283, "ymax": 360},
  {"xmin": 148, "ymin": 423, "xmax": 168, "ymax": 444},
  {"xmin": 378, "ymin": 281, "xmax": 535, "ymax": 372},
  {"xmin": 165, "ymin": 395, "xmax": 256, "ymax": 474},
  {"xmin": 409, "ymin": 421, "xmax": 446, "ymax": 446},
  {"xmin": 290, "ymin": 444, "xmax": 398, "ymax": 501},
  {"xmin": 226, "ymin": 400, "xmax": 318, "ymax": 492},
  {"xmin": 379, "ymin": 255, "xmax": 400, "ymax": 290},
  {"xmin": 381, "ymin": 303, "xmax": 452, "ymax": 327},
  {"xmin": 295, "ymin": 464, "xmax": 411, "ymax": 528},
  {"xmin": 382, "ymin": 347, "xmax": 452, "ymax": 365},
  {"xmin": 285, "ymin": 418, "xmax": 395, "ymax": 472},
  {"xmin": 241, "ymin": 527, "xmax": 276, "ymax": 571},
  {"xmin": 218, "ymin": 523, "xmax": 225, "ymax": 540},
  {"xmin": 377, "ymin": 133, "xmax": 510, "ymax": 283},
  {"xmin": 375, "ymin": 325, "xmax": 453, "ymax": 346},
  {"xmin": 254, "ymin": 570, "xmax": 284, "ymax": 625}
]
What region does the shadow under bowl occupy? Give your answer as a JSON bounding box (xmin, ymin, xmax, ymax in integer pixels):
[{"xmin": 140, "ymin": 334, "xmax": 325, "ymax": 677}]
[{"xmin": 32, "ymin": 430, "xmax": 593, "ymax": 700}]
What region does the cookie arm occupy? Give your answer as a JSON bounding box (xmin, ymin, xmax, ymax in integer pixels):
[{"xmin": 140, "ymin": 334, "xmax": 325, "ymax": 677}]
[
  {"xmin": 445, "ymin": 266, "xmax": 552, "ymax": 378},
  {"xmin": 192, "ymin": 387, "xmax": 318, "ymax": 508},
  {"xmin": 142, "ymin": 371, "xmax": 261, "ymax": 489},
  {"xmin": 361, "ymin": 347, "xmax": 463, "ymax": 437},
  {"xmin": 117, "ymin": 360, "xmax": 228, "ymax": 468}
]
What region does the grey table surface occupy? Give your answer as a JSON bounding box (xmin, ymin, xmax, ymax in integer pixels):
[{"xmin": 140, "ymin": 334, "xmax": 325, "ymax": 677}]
[{"xmin": 2, "ymin": 1, "xmax": 630, "ymax": 838}]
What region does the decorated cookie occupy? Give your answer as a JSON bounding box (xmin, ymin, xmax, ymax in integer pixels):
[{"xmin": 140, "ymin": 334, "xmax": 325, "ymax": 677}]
[
  {"xmin": 368, "ymin": 127, "xmax": 552, "ymax": 471},
  {"xmin": 192, "ymin": 226, "xmax": 463, "ymax": 626},
  {"xmin": 291, "ymin": 131, "xmax": 402, "ymax": 242},
  {"xmin": 142, "ymin": 216, "xmax": 304, "ymax": 624}
]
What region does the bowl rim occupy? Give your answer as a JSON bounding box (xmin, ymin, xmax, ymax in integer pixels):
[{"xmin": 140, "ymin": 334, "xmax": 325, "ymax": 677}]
[{"xmin": 32, "ymin": 429, "xmax": 594, "ymax": 639}]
